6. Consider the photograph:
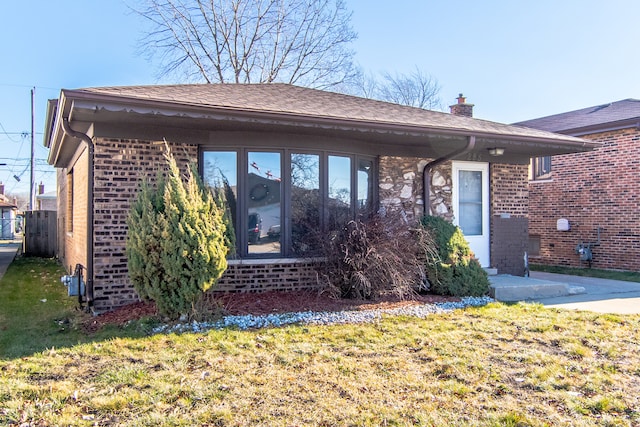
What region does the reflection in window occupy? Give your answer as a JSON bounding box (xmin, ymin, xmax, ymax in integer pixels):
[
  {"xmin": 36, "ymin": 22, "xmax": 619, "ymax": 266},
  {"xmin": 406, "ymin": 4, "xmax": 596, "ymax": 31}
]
[
  {"xmin": 248, "ymin": 152, "xmax": 281, "ymax": 254},
  {"xmin": 458, "ymin": 170, "xmax": 482, "ymax": 235},
  {"xmin": 358, "ymin": 158, "xmax": 373, "ymax": 216},
  {"xmin": 203, "ymin": 151, "xmax": 237, "ymax": 255},
  {"xmin": 328, "ymin": 155, "xmax": 351, "ymax": 230},
  {"xmin": 291, "ymin": 153, "xmax": 320, "ymax": 255}
]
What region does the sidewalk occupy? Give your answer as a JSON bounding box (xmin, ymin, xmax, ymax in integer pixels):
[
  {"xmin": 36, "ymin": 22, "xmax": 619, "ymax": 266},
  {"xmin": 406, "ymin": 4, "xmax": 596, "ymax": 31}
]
[
  {"xmin": 529, "ymin": 271, "xmax": 640, "ymax": 315},
  {"xmin": 0, "ymin": 240, "xmax": 22, "ymax": 280}
]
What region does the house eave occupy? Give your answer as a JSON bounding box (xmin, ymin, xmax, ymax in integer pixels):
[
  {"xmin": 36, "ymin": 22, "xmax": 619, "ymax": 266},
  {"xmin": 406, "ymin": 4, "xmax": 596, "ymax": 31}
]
[{"xmin": 48, "ymin": 88, "xmax": 599, "ymax": 165}]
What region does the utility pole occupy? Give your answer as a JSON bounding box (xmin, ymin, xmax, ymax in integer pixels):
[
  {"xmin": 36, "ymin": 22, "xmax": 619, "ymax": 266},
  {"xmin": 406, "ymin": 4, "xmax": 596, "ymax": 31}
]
[{"xmin": 30, "ymin": 87, "xmax": 35, "ymax": 211}]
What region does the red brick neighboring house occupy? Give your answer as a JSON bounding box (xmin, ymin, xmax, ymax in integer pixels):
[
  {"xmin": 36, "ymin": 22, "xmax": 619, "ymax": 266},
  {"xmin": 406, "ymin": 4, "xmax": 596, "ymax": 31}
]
[
  {"xmin": 43, "ymin": 84, "xmax": 596, "ymax": 313},
  {"xmin": 517, "ymin": 99, "xmax": 640, "ymax": 271}
]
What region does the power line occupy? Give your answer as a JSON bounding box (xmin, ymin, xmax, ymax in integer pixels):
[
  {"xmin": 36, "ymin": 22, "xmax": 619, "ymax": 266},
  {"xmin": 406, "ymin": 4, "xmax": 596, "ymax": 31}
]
[{"xmin": 0, "ymin": 122, "xmax": 24, "ymax": 142}]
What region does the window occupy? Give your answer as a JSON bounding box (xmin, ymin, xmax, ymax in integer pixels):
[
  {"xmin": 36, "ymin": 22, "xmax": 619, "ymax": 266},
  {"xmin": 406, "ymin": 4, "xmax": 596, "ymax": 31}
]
[
  {"xmin": 203, "ymin": 148, "xmax": 376, "ymax": 258},
  {"xmin": 66, "ymin": 171, "xmax": 73, "ymax": 233},
  {"xmin": 291, "ymin": 153, "xmax": 320, "ymax": 255},
  {"xmin": 202, "ymin": 151, "xmax": 238, "ymax": 255},
  {"xmin": 530, "ymin": 156, "xmax": 551, "ymax": 180},
  {"xmin": 247, "ymin": 152, "xmax": 282, "ymax": 255}
]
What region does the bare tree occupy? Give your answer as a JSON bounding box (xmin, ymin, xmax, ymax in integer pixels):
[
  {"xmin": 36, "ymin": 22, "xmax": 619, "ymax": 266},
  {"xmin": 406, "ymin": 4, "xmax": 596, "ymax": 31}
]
[
  {"xmin": 378, "ymin": 67, "xmax": 442, "ymax": 110},
  {"xmin": 133, "ymin": 0, "xmax": 358, "ymax": 89},
  {"xmin": 349, "ymin": 66, "xmax": 443, "ymax": 110}
]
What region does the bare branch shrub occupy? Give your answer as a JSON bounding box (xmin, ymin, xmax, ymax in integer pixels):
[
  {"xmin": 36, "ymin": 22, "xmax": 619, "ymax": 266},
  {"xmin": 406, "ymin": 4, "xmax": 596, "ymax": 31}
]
[{"xmin": 316, "ymin": 213, "xmax": 434, "ymax": 300}]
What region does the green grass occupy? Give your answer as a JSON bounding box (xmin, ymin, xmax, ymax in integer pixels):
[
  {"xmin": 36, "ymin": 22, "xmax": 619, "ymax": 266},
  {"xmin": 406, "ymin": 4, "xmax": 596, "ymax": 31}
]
[
  {"xmin": 530, "ymin": 264, "xmax": 640, "ymax": 282},
  {"xmin": 1, "ymin": 257, "xmax": 640, "ymax": 426},
  {"xmin": 0, "ymin": 257, "xmax": 152, "ymax": 359}
]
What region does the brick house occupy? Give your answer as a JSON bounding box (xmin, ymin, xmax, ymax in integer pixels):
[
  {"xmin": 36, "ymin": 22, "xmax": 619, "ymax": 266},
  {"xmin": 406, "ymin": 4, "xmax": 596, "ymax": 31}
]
[
  {"xmin": 517, "ymin": 99, "xmax": 640, "ymax": 271},
  {"xmin": 43, "ymin": 84, "xmax": 596, "ymax": 312}
]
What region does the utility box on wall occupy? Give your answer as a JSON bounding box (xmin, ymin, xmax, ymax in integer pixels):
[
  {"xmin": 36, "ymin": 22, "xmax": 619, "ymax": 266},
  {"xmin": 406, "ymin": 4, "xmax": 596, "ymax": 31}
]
[{"xmin": 556, "ymin": 218, "xmax": 570, "ymax": 231}]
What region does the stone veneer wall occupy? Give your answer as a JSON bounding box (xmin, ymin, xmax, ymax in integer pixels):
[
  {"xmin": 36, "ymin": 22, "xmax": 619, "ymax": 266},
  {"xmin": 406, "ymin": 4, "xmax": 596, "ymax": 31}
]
[
  {"xmin": 379, "ymin": 157, "xmax": 531, "ymax": 275},
  {"xmin": 529, "ymin": 128, "xmax": 640, "ymax": 270},
  {"xmin": 378, "ymin": 156, "xmax": 453, "ymax": 222}
]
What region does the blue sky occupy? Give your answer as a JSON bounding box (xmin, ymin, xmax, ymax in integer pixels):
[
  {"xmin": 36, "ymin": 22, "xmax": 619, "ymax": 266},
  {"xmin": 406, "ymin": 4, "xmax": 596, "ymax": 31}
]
[{"xmin": 1, "ymin": 0, "xmax": 638, "ymax": 195}]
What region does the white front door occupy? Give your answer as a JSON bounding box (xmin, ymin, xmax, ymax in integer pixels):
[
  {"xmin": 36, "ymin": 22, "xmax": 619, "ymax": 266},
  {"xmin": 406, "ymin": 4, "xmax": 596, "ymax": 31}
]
[{"xmin": 452, "ymin": 161, "xmax": 490, "ymax": 267}]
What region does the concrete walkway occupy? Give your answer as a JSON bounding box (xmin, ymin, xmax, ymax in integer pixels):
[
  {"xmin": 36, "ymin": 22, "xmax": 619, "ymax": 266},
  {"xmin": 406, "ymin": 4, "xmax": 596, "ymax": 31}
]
[
  {"xmin": 0, "ymin": 240, "xmax": 22, "ymax": 281},
  {"xmin": 489, "ymin": 271, "xmax": 640, "ymax": 314},
  {"xmin": 529, "ymin": 271, "xmax": 640, "ymax": 315}
]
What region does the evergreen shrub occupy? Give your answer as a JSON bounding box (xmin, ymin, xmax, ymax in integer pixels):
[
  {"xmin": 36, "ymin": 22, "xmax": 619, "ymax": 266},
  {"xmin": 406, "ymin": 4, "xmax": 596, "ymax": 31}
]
[
  {"xmin": 127, "ymin": 145, "xmax": 228, "ymax": 319},
  {"xmin": 420, "ymin": 215, "xmax": 489, "ymax": 297}
]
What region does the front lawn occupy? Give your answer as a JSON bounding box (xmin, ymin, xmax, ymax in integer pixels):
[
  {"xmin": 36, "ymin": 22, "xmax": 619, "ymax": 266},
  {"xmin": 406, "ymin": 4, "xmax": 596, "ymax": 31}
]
[{"xmin": 1, "ymin": 258, "xmax": 639, "ymax": 426}]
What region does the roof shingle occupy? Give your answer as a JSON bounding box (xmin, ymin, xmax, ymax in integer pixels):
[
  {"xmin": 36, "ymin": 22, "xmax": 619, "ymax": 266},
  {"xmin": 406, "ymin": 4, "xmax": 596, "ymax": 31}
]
[{"xmin": 515, "ymin": 99, "xmax": 640, "ymax": 134}]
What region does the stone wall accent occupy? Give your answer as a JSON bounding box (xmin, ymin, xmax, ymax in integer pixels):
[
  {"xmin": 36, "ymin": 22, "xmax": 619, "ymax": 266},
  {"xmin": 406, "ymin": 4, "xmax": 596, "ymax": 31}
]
[
  {"xmin": 529, "ymin": 128, "xmax": 640, "ymax": 270},
  {"xmin": 378, "ymin": 156, "xmax": 452, "ymax": 222}
]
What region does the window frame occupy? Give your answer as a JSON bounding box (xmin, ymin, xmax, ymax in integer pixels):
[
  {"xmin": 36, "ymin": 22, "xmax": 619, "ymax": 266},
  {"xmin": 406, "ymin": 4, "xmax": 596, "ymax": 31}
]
[
  {"xmin": 66, "ymin": 171, "xmax": 74, "ymax": 233},
  {"xmin": 201, "ymin": 146, "xmax": 377, "ymax": 259},
  {"xmin": 530, "ymin": 156, "xmax": 552, "ymax": 181}
]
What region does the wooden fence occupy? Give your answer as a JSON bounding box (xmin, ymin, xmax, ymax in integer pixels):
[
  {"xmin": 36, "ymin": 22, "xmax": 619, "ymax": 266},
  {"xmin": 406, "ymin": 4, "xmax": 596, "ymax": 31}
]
[{"xmin": 24, "ymin": 210, "xmax": 57, "ymax": 258}]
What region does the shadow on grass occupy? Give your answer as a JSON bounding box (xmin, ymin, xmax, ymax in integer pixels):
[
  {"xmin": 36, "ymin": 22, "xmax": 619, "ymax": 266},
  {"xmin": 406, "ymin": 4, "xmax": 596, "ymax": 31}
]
[{"xmin": 0, "ymin": 257, "xmax": 157, "ymax": 360}]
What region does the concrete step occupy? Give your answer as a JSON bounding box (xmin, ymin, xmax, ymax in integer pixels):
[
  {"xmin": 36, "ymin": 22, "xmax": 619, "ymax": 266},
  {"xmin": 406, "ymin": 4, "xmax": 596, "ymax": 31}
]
[
  {"xmin": 484, "ymin": 267, "xmax": 498, "ymax": 276},
  {"xmin": 488, "ymin": 275, "xmax": 585, "ymax": 302}
]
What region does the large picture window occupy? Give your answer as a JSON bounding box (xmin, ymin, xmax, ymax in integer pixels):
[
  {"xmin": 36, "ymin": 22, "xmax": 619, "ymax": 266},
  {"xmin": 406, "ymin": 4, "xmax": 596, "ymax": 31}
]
[{"xmin": 203, "ymin": 148, "xmax": 376, "ymax": 258}]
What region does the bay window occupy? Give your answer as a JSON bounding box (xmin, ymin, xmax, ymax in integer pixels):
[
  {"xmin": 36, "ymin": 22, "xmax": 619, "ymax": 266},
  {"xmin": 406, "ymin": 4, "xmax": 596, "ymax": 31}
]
[{"xmin": 202, "ymin": 148, "xmax": 376, "ymax": 258}]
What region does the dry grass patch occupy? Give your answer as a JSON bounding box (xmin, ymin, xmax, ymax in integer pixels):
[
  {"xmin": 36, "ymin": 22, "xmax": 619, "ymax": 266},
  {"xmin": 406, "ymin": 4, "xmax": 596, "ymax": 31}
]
[{"xmin": 1, "ymin": 303, "xmax": 639, "ymax": 426}]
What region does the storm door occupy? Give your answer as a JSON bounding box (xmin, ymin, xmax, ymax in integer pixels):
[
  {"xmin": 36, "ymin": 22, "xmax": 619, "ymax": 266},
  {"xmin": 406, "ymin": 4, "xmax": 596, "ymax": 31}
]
[{"xmin": 452, "ymin": 161, "xmax": 490, "ymax": 267}]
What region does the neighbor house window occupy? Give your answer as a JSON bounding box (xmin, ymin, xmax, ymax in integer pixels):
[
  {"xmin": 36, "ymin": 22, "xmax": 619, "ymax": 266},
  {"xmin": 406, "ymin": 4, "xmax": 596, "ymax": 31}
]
[
  {"xmin": 202, "ymin": 148, "xmax": 376, "ymax": 258},
  {"xmin": 530, "ymin": 156, "xmax": 551, "ymax": 180}
]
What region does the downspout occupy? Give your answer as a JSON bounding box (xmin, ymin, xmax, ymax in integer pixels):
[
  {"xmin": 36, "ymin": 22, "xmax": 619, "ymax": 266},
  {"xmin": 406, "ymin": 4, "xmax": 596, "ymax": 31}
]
[
  {"xmin": 61, "ymin": 118, "xmax": 94, "ymax": 309},
  {"xmin": 423, "ymin": 135, "xmax": 476, "ymax": 216}
]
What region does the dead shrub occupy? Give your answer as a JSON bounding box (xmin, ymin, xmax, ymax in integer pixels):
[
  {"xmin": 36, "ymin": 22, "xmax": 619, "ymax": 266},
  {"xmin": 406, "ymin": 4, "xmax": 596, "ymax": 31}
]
[{"xmin": 316, "ymin": 213, "xmax": 434, "ymax": 300}]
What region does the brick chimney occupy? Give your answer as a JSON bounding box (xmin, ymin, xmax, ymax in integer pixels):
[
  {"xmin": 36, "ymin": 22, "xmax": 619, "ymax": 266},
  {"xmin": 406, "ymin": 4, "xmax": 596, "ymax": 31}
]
[
  {"xmin": 38, "ymin": 182, "xmax": 45, "ymax": 195},
  {"xmin": 449, "ymin": 93, "xmax": 474, "ymax": 117},
  {"xmin": 0, "ymin": 181, "xmax": 4, "ymax": 196}
]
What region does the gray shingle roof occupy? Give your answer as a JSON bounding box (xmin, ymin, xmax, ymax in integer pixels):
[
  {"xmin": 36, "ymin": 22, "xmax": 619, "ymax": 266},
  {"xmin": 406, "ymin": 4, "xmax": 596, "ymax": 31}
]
[
  {"xmin": 515, "ymin": 99, "xmax": 640, "ymax": 134},
  {"xmin": 76, "ymin": 83, "xmax": 586, "ymax": 143}
]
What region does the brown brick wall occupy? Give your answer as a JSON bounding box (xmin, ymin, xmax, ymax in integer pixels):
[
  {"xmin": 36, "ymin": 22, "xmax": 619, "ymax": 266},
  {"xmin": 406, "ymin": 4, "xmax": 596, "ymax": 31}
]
[
  {"xmin": 87, "ymin": 144, "xmax": 533, "ymax": 311},
  {"xmin": 489, "ymin": 163, "xmax": 530, "ymax": 275},
  {"xmin": 63, "ymin": 148, "xmax": 88, "ymax": 274},
  {"xmin": 529, "ymin": 128, "xmax": 640, "ymax": 270},
  {"xmin": 490, "ymin": 163, "xmax": 529, "ymax": 218},
  {"xmin": 91, "ymin": 138, "xmax": 197, "ymax": 311},
  {"xmin": 90, "ymin": 138, "xmax": 321, "ymax": 312},
  {"xmin": 216, "ymin": 259, "xmax": 319, "ymax": 292}
]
